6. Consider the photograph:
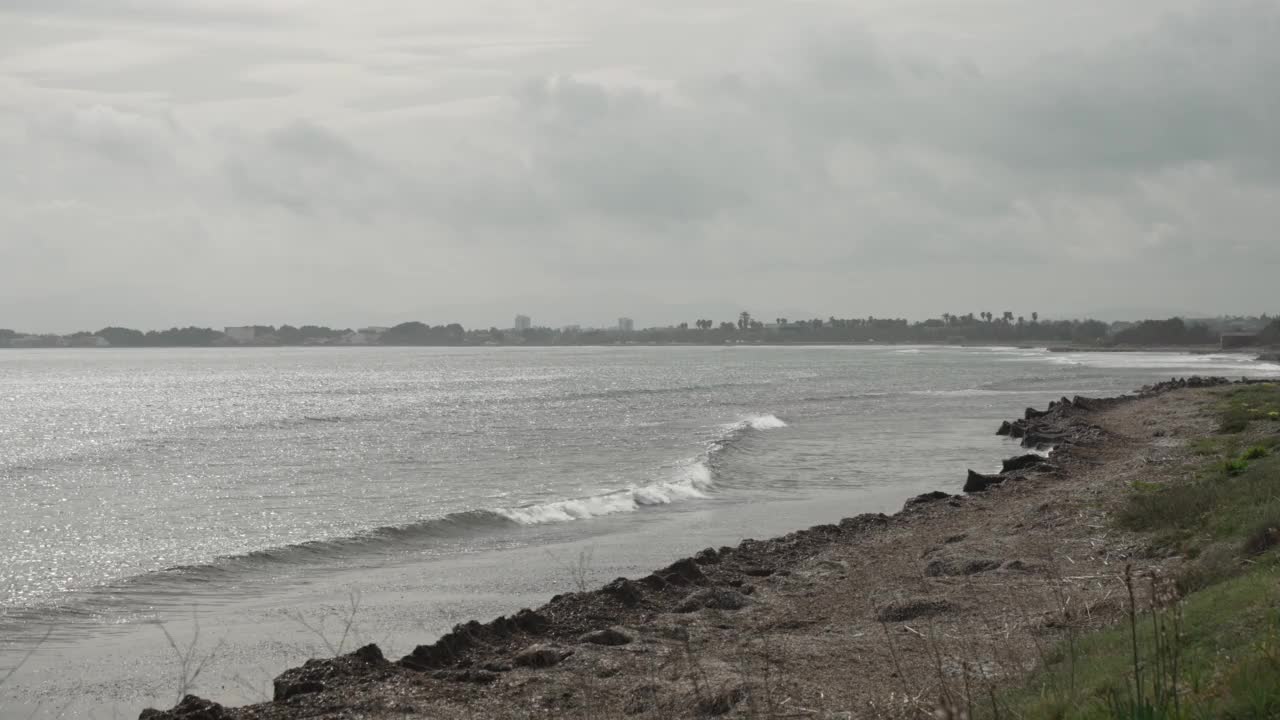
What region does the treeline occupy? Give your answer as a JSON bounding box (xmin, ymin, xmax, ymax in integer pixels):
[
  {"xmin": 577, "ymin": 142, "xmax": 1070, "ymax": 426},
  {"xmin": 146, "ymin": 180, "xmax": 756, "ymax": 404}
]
[{"xmin": 3, "ymin": 314, "xmax": 1276, "ymax": 349}]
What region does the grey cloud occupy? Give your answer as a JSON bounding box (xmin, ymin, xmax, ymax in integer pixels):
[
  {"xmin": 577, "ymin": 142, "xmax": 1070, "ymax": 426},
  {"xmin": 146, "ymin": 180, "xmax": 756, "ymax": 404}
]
[{"xmin": 3, "ymin": 0, "xmax": 1280, "ymax": 331}]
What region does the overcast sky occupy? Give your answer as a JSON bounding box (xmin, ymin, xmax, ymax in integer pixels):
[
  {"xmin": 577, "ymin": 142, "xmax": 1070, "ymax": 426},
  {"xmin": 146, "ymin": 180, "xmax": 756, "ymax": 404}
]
[{"xmin": 2, "ymin": 0, "xmax": 1277, "ymax": 331}]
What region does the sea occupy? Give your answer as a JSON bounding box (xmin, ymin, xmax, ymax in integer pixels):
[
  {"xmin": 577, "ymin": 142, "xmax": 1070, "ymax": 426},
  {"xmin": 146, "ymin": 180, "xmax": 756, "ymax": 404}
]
[{"xmin": 2, "ymin": 345, "xmax": 1277, "ymax": 717}]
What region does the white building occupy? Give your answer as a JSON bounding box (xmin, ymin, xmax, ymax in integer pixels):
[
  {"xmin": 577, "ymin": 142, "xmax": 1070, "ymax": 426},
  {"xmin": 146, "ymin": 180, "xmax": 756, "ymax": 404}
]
[
  {"xmin": 514, "ymin": 315, "xmax": 532, "ymax": 332},
  {"xmin": 617, "ymin": 317, "xmax": 635, "ymax": 333},
  {"xmin": 224, "ymin": 326, "xmax": 256, "ymax": 343}
]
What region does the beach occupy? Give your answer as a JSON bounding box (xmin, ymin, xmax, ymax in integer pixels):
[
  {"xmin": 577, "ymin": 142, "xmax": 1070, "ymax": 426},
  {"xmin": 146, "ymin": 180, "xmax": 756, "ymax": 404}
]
[{"xmin": 135, "ymin": 376, "xmax": 1280, "ymax": 718}]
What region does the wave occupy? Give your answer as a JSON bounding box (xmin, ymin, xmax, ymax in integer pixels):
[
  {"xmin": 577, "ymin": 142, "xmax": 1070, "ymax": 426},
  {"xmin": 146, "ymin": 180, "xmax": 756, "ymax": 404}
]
[{"xmin": 8, "ymin": 412, "xmax": 792, "ymax": 612}]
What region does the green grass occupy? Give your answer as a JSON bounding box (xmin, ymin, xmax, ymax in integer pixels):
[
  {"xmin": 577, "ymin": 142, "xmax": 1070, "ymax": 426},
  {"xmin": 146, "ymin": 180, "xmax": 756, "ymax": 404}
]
[
  {"xmin": 1003, "ymin": 566, "xmax": 1280, "ymax": 719},
  {"xmin": 1000, "ymin": 393, "xmax": 1280, "ymax": 718},
  {"xmin": 1217, "ymin": 383, "xmax": 1280, "ymax": 434}
]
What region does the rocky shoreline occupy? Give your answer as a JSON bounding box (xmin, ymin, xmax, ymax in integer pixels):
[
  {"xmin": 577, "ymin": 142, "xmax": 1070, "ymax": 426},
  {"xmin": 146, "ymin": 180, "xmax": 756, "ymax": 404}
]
[{"xmin": 141, "ymin": 376, "xmax": 1247, "ymax": 720}]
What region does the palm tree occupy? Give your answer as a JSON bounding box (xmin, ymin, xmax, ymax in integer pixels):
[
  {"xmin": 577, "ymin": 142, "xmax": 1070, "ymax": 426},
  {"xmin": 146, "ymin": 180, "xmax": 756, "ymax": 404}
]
[
  {"xmin": 738, "ymin": 311, "xmax": 752, "ymax": 331},
  {"xmin": 1032, "ymin": 312, "xmax": 1039, "ymax": 323}
]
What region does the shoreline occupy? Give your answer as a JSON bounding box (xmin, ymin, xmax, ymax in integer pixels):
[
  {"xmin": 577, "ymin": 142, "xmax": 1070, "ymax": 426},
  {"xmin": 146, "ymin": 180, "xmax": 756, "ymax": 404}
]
[{"xmin": 140, "ymin": 375, "xmax": 1250, "ymax": 719}]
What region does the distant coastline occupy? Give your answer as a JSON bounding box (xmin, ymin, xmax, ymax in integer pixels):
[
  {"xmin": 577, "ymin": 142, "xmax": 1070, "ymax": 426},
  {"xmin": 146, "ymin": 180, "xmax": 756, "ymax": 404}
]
[{"xmin": 3, "ymin": 313, "xmax": 1277, "ymax": 351}]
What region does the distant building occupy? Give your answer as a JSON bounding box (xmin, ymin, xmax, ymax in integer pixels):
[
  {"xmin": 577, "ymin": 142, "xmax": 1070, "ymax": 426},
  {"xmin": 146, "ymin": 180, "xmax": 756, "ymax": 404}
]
[
  {"xmin": 514, "ymin": 315, "xmax": 532, "ymax": 332},
  {"xmin": 1221, "ymin": 332, "xmax": 1258, "ymax": 349},
  {"xmin": 224, "ymin": 326, "xmax": 256, "ymax": 343},
  {"xmin": 562, "ymin": 324, "xmax": 581, "ymax": 333},
  {"xmin": 617, "ymin": 317, "xmax": 635, "ymax": 333}
]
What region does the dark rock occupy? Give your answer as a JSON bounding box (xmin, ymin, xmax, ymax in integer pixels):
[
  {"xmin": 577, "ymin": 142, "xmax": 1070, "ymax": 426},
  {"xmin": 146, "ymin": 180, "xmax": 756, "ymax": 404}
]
[
  {"xmin": 580, "ymin": 627, "xmax": 634, "ymax": 646},
  {"xmin": 1024, "ymin": 407, "xmax": 1050, "ymax": 420},
  {"xmin": 925, "ymin": 558, "xmax": 1001, "ymax": 577},
  {"xmin": 639, "ymin": 574, "xmax": 668, "ymax": 591},
  {"xmin": 964, "ymin": 470, "xmax": 1004, "ymax": 493},
  {"xmin": 1002, "ymin": 454, "xmax": 1049, "ymax": 473},
  {"xmin": 997, "ymin": 420, "xmax": 1014, "ymax": 436},
  {"xmin": 999, "ymin": 560, "xmax": 1044, "ymax": 574},
  {"xmin": 432, "ymin": 669, "xmax": 498, "ymax": 684},
  {"xmin": 659, "ymin": 558, "xmax": 708, "ymax": 586},
  {"xmin": 944, "ymin": 534, "xmax": 966, "ymax": 544},
  {"xmin": 694, "ymin": 547, "xmax": 721, "ymax": 565},
  {"xmin": 876, "ymin": 598, "xmax": 952, "ymax": 623},
  {"xmin": 353, "ymin": 643, "xmax": 385, "ymax": 664},
  {"xmin": 675, "ymin": 589, "xmax": 752, "ymax": 613},
  {"xmin": 905, "ymin": 491, "xmax": 952, "ymax": 507},
  {"xmin": 274, "ymin": 678, "xmax": 325, "ymax": 701},
  {"xmin": 601, "ymin": 577, "xmax": 644, "ymax": 607},
  {"xmin": 139, "ymin": 696, "xmax": 228, "ymax": 720},
  {"xmin": 513, "ymin": 644, "xmax": 572, "ymax": 669},
  {"xmin": 741, "ymin": 566, "xmax": 775, "ymax": 577},
  {"xmin": 401, "ymin": 611, "xmax": 547, "ymax": 670},
  {"xmin": 838, "ymin": 513, "xmax": 890, "ymax": 534}
]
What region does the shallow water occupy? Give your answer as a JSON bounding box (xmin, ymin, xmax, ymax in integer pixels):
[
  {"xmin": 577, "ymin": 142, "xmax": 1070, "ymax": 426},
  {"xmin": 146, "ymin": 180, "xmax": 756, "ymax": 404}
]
[{"xmin": 1, "ymin": 345, "xmax": 1276, "ymax": 716}]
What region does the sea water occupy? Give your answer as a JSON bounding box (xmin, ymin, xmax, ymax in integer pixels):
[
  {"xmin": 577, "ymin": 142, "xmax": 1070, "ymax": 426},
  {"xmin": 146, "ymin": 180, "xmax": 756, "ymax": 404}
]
[{"xmin": 1, "ymin": 345, "xmax": 1276, "ymax": 716}]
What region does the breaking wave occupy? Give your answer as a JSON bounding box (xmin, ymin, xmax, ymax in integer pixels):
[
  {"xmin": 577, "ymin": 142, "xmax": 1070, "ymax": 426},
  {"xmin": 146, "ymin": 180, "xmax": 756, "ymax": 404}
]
[{"xmin": 9, "ymin": 412, "xmax": 793, "ymax": 611}]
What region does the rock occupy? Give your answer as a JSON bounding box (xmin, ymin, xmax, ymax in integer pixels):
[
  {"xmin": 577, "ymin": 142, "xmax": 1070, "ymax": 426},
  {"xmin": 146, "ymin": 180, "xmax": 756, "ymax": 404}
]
[
  {"xmin": 1024, "ymin": 407, "xmax": 1050, "ymax": 420},
  {"xmin": 1002, "ymin": 454, "xmax": 1049, "ymax": 473},
  {"xmin": 925, "ymin": 557, "xmax": 1001, "ymax": 577},
  {"xmin": 580, "ymin": 627, "xmax": 634, "ymax": 646},
  {"xmin": 694, "ymin": 547, "xmax": 721, "ymax": 565},
  {"xmin": 274, "ymin": 678, "xmax": 326, "ymax": 701},
  {"xmin": 139, "ymin": 696, "xmax": 228, "ymax": 720},
  {"xmin": 905, "ymin": 491, "xmax": 952, "ymax": 507},
  {"xmin": 876, "ymin": 598, "xmax": 952, "ymax": 623},
  {"xmin": 838, "ymin": 513, "xmax": 890, "ymax": 534},
  {"xmin": 513, "ymin": 644, "xmax": 573, "ymax": 669},
  {"xmin": 741, "ymin": 566, "xmax": 775, "ymax": 577},
  {"xmin": 601, "ymin": 577, "xmax": 645, "ymax": 607},
  {"xmin": 432, "ymin": 669, "xmax": 498, "ymax": 684},
  {"xmin": 997, "ymin": 420, "xmax": 1014, "ymax": 436},
  {"xmin": 401, "ymin": 611, "xmax": 547, "ymax": 670},
  {"xmin": 675, "ymin": 589, "xmax": 752, "ymax": 613},
  {"xmin": 964, "ymin": 470, "xmax": 1004, "ymax": 493},
  {"xmin": 274, "ymin": 644, "xmax": 388, "ymax": 700},
  {"xmin": 657, "ymin": 558, "xmax": 707, "ymax": 586},
  {"xmin": 999, "ymin": 559, "xmax": 1044, "ymax": 574}
]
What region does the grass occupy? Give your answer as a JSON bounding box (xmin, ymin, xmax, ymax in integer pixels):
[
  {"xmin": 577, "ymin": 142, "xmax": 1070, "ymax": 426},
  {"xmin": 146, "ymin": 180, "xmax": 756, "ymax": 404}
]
[
  {"xmin": 999, "ymin": 384, "xmax": 1280, "ymax": 718},
  {"xmin": 1004, "ymin": 566, "xmax": 1280, "ymax": 719},
  {"xmin": 1216, "ymin": 383, "xmax": 1280, "ymax": 434}
]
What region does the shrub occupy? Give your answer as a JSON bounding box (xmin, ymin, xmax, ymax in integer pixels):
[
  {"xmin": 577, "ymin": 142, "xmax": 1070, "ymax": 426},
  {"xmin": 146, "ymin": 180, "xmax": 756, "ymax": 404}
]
[
  {"xmin": 1242, "ymin": 445, "xmax": 1270, "ymax": 461},
  {"xmin": 1243, "ymin": 518, "xmax": 1280, "ymax": 557},
  {"xmin": 1223, "ymin": 457, "xmax": 1251, "ymax": 476}
]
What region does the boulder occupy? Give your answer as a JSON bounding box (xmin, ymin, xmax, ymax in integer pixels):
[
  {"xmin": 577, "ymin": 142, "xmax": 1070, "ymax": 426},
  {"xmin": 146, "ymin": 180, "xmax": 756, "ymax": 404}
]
[
  {"xmin": 139, "ymin": 696, "xmax": 228, "ymax": 720},
  {"xmin": 580, "ymin": 627, "xmax": 634, "ymax": 646},
  {"xmin": 600, "ymin": 577, "xmax": 644, "ymax": 607},
  {"xmin": 1002, "ymin": 454, "xmax": 1048, "ymax": 473},
  {"xmin": 513, "ymin": 644, "xmax": 572, "ymax": 669},
  {"xmin": 1024, "ymin": 407, "xmax": 1050, "ymax": 420},
  {"xmin": 876, "ymin": 598, "xmax": 952, "ymax": 623},
  {"xmin": 905, "ymin": 491, "xmax": 952, "ymax": 507},
  {"xmin": 964, "ymin": 470, "xmax": 1004, "ymax": 493}
]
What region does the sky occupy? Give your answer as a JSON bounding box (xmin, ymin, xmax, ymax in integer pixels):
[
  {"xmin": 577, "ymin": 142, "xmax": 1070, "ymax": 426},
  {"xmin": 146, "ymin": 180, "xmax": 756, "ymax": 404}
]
[{"xmin": 2, "ymin": 0, "xmax": 1278, "ymax": 332}]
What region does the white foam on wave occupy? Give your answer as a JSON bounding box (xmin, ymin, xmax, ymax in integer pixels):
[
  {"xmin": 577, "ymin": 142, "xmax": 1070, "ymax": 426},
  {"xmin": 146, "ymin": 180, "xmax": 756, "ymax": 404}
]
[
  {"xmin": 495, "ymin": 460, "xmax": 714, "ymax": 526},
  {"xmin": 494, "ymin": 413, "xmax": 787, "ymax": 527},
  {"xmin": 736, "ymin": 414, "xmax": 789, "ymax": 431},
  {"xmin": 1006, "ymin": 350, "xmax": 1280, "ymax": 375}
]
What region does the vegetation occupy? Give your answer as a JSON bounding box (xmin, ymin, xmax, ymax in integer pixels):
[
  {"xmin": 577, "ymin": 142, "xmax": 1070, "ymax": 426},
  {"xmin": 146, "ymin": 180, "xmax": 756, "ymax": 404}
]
[
  {"xmin": 1, "ymin": 313, "xmax": 1258, "ymax": 348},
  {"xmin": 1006, "ymin": 383, "xmax": 1280, "ymax": 718}
]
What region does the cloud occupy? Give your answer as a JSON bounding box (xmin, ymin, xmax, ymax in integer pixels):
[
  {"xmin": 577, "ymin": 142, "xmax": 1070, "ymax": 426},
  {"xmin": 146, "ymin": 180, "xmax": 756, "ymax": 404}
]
[{"xmin": 1, "ymin": 0, "xmax": 1278, "ymax": 332}]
